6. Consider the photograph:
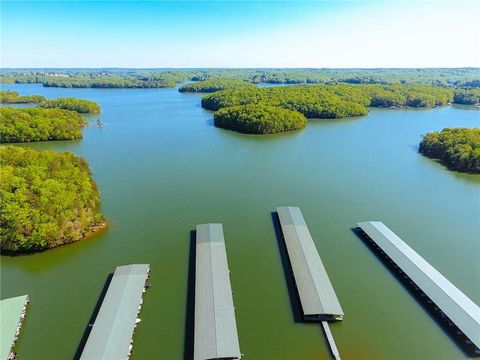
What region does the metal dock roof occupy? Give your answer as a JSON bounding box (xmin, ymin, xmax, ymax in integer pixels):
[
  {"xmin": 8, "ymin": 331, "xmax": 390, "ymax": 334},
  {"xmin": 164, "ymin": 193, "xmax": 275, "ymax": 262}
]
[
  {"xmin": 276, "ymin": 206, "xmax": 344, "ymax": 320},
  {"xmin": 357, "ymin": 221, "xmax": 480, "ymax": 349},
  {"xmin": 195, "ymin": 223, "xmax": 241, "ymax": 360},
  {"xmin": 80, "ymin": 264, "xmax": 150, "ymax": 360},
  {"xmin": 0, "ymin": 295, "xmax": 29, "ymax": 360}
]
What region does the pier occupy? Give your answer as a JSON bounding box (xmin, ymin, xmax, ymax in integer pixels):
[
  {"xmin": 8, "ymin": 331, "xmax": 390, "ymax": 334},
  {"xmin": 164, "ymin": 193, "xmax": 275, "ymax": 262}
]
[
  {"xmin": 276, "ymin": 206, "xmax": 343, "ymax": 360},
  {"xmin": 0, "ymin": 295, "xmax": 29, "ymax": 360},
  {"xmin": 357, "ymin": 221, "xmax": 480, "ymax": 351},
  {"xmin": 276, "ymin": 206, "xmax": 344, "ymax": 321},
  {"xmin": 194, "ymin": 223, "xmax": 241, "ymax": 360},
  {"xmin": 80, "ymin": 264, "xmax": 150, "ymax": 360}
]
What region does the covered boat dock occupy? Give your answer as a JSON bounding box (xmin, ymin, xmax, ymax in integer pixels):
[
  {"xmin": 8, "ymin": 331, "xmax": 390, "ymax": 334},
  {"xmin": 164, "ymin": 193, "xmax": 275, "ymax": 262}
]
[
  {"xmin": 194, "ymin": 223, "xmax": 241, "ymax": 360},
  {"xmin": 80, "ymin": 264, "xmax": 150, "ymax": 360},
  {"xmin": 0, "ymin": 295, "xmax": 29, "ymax": 360},
  {"xmin": 276, "ymin": 206, "xmax": 344, "ymax": 321},
  {"xmin": 357, "ymin": 221, "xmax": 480, "ymax": 350}
]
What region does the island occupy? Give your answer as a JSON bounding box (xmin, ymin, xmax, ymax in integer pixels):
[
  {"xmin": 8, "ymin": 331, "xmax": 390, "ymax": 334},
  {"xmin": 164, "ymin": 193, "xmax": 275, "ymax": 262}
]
[
  {"xmin": 39, "ymin": 97, "xmax": 101, "ymax": 113},
  {"xmin": 214, "ymin": 104, "xmax": 307, "ymax": 134},
  {"xmin": 179, "ymin": 79, "xmax": 257, "ymax": 93},
  {"xmin": 0, "ymin": 146, "xmax": 105, "ymax": 254},
  {"xmin": 419, "ymin": 128, "xmax": 480, "ymax": 173},
  {"xmin": 0, "ymin": 108, "xmax": 86, "ymax": 143},
  {"xmin": 0, "ymin": 90, "xmax": 46, "ymax": 103}
]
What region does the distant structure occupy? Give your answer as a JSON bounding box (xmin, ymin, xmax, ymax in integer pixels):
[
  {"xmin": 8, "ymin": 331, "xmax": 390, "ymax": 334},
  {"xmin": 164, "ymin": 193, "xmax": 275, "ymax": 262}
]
[
  {"xmin": 276, "ymin": 206, "xmax": 344, "ymax": 321},
  {"xmin": 357, "ymin": 221, "xmax": 480, "ymax": 351},
  {"xmin": 80, "ymin": 264, "xmax": 150, "ymax": 360},
  {"xmin": 0, "ymin": 295, "xmax": 29, "ymax": 360},
  {"xmin": 194, "ymin": 223, "xmax": 242, "ymax": 360}
]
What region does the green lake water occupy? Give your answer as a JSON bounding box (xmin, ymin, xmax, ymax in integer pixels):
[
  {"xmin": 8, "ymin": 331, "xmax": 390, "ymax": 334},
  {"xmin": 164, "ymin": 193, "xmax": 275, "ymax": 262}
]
[{"xmin": 1, "ymin": 84, "xmax": 479, "ymax": 360}]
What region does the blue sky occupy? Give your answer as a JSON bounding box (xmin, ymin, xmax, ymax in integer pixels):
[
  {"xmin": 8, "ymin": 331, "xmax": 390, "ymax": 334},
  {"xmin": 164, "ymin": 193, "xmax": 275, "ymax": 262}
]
[{"xmin": 1, "ymin": 1, "xmax": 479, "ymax": 68}]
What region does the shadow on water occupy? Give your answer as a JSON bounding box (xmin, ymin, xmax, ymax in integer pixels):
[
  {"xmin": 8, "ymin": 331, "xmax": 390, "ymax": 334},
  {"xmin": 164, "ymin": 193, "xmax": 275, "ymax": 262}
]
[
  {"xmin": 271, "ymin": 212, "xmax": 303, "ymax": 323},
  {"xmin": 73, "ymin": 273, "xmax": 113, "ymax": 360},
  {"xmin": 352, "ymin": 228, "xmax": 480, "ymax": 358},
  {"xmin": 183, "ymin": 230, "xmax": 196, "ymax": 360}
]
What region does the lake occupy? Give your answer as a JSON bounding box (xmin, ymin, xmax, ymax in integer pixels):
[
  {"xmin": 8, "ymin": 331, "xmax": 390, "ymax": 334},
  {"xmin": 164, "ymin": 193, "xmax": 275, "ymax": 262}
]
[{"xmin": 1, "ymin": 83, "xmax": 479, "ymax": 360}]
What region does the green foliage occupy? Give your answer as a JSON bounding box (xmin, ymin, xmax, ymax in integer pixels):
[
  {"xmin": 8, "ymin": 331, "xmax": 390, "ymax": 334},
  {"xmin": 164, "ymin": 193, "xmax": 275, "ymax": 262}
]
[
  {"xmin": 0, "ymin": 90, "xmax": 46, "ymax": 104},
  {"xmin": 0, "ymin": 70, "xmax": 195, "ymax": 88},
  {"xmin": 2, "ymin": 68, "xmax": 479, "ymax": 88},
  {"xmin": 39, "ymin": 97, "xmax": 101, "ymax": 113},
  {"xmin": 202, "ymin": 84, "xmax": 452, "ymax": 119},
  {"xmin": 453, "ymin": 89, "xmax": 480, "ymax": 105},
  {"xmin": 202, "ymin": 85, "xmax": 369, "ymax": 118},
  {"xmin": 0, "ymin": 108, "xmax": 85, "ymax": 143},
  {"xmin": 419, "ymin": 128, "xmax": 480, "ymax": 173},
  {"xmin": 0, "ymin": 146, "xmax": 104, "ymax": 253},
  {"xmin": 214, "ymin": 104, "xmax": 307, "ymax": 134},
  {"xmin": 179, "ymin": 79, "xmax": 257, "ymax": 93},
  {"xmin": 365, "ymin": 85, "xmax": 453, "ymax": 107}
]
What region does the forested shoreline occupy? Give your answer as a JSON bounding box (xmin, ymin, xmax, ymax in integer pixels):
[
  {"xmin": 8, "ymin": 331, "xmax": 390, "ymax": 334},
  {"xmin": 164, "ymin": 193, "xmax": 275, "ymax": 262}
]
[
  {"xmin": 2, "ymin": 68, "xmax": 479, "ymax": 88},
  {"xmin": 0, "ymin": 90, "xmax": 46, "ymax": 103},
  {"xmin": 419, "ymin": 128, "xmax": 480, "ymax": 174},
  {"xmin": 39, "ymin": 97, "xmax": 101, "ymax": 113},
  {"xmin": 179, "ymin": 79, "xmax": 257, "ymax": 93},
  {"xmin": 201, "ymin": 84, "xmax": 454, "ymax": 122},
  {"xmin": 0, "ymin": 108, "xmax": 86, "ymax": 143},
  {"xmin": 0, "ymin": 146, "xmax": 105, "ymax": 253}
]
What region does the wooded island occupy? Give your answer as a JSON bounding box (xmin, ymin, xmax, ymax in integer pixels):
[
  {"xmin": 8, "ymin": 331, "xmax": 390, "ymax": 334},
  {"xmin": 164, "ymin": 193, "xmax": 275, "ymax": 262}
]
[
  {"xmin": 0, "ymin": 146, "xmax": 105, "ymax": 253},
  {"xmin": 419, "ymin": 128, "xmax": 480, "ymax": 173},
  {"xmin": 214, "ymin": 104, "xmax": 307, "ymax": 134}
]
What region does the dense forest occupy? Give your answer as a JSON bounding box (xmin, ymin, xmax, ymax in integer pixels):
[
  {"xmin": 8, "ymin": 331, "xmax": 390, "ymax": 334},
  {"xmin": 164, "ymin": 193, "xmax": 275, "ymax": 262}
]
[
  {"xmin": 0, "ymin": 70, "xmax": 194, "ymax": 88},
  {"xmin": 0, "ymin": 146, "xmax": 105, "ymax": 253},
  {"xmin": 0, "ymin": 90, "xmax": 45, "ymax": 103},
  {"xmin": 201, "ymin": 84, "xmax": 453, "ymax": 119},
  {"xmin": 1, "ymin": 68, "xmax": 479, "ymax": 88},
  {"xmin": 419, "ymin": 128, "xmax": 480, "ymax": 173},
  {"xmin": 453, "ymin": 89, "xmax": 480, "ymax": 105},
  {"xmin": 214, "ymin": 104, "xmax": 307, "ymax": 134},
  {"xmin": 0, "ymin": 108, "xmax": 86, "ymax": 143},
  {"xmin": 39, "ymin": 97, "xmax": 101, "ymax": 113},
  {"xmin": 179, "ymin": 79, "xmax": 257, "ymax": 93}
]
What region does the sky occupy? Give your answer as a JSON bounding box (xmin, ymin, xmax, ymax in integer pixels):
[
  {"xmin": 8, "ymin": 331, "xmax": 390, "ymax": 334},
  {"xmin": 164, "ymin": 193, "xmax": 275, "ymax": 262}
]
[{"xmin": 1, "ymin": 1, "xmax": 479, "ymax": 68}]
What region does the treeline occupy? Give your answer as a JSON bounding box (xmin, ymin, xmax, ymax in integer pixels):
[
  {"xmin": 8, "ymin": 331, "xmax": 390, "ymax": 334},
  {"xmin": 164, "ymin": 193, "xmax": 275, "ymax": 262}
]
[
  {"xmin": 419, "ymin": 128, "xmax": 480, "ymax": 173},
  {"xmin": 0, "ymin": 146, "xmax": 105, "ymax": 253},
  {"xmin": 453, "ymin": 89, "xmax": 480, "ymax": 105},
  {"xmin": 201, "ymin": 84, "xmax": 454, "ymax": 119},
  {"xmin": 2, "ymin": 68, "xmax": 479, "ymax": 88},
  {"xmin": 189, "ymin": 68, "xmax": 480, "ymax": 87},
  {"xmin": 0, "ymin": 90, "xmax": 45, "ymax": 103},
  {"xmin": 214, "ymin": 104, "xmax": 307, "ymax": 134},
  {"xmin": 179, "ymin": 79, "xmax": 257, "ymax": 93},
  {"xmin": 0, "ymin": 70, "xmax": 194, "ymax": 88},
  {"xmin": 0, "ymin": 108, "xmax": 86, "ymax": 143},
  {"xmin": 39, "ymin": 97, "xmax": 101, "ymax": 113}
]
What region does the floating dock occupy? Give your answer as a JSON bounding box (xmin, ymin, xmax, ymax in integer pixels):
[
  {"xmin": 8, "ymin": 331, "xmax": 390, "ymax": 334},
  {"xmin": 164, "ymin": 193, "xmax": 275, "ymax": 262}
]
[
  {"xmin": 0, "ymin": 295, "xmax": 29, "ymax": 360},
  {"xmin": 195, "ymin": 223, "xmax": 241, "ymax": 360},
  {"xmin": 80, "ymin": 264, "xmax": 150, "ymax": 360},
  {"xmin": 276, "ymin": 206, "xmax": 344, "ymax": 321},
  {"xmin": 357, "ymin": 221, "xmax": 480, "ymax": 350}
]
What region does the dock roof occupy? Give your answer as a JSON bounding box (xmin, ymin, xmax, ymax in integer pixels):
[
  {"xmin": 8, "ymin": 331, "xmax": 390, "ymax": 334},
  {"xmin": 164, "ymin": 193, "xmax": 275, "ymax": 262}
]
[
  {"xmin": 80, "ymin": 264, "xmax": 150, "ymax": 360},
  {"xmin": 357, "ymin": 221, "xmax": 480, "ymax": 349},
  {"xmin": 276, "ymin": 206, "xmax": 344, "ymax": 319},
  {"xmin": 0, "ymin": 295, "xmax": 29, "ymax": 360},
  {"xmin": 195, "ymin": 223, "xmax": 241, "ymax": 360}
]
